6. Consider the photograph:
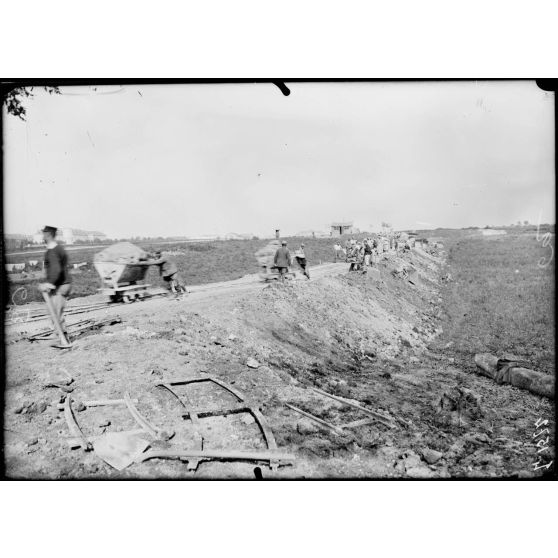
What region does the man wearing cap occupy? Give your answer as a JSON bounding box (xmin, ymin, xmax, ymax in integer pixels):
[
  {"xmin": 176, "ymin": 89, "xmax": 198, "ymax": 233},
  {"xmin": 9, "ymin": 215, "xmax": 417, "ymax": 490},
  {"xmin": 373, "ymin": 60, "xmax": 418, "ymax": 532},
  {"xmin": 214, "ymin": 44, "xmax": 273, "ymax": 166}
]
[
  {"xmin": 294, "ymin": 243, "xmax": 310, "ymax": 279},
  {"xmin": 148, "ymin": 250, "xmax": 188, "ymax": 296},
  {"xmin": 38, "ymin": 226, "xmax": 72, "ymax": 340},
  {"xmin": 273, "ymin": 240, "xmax": 292, "ymax": 283}
]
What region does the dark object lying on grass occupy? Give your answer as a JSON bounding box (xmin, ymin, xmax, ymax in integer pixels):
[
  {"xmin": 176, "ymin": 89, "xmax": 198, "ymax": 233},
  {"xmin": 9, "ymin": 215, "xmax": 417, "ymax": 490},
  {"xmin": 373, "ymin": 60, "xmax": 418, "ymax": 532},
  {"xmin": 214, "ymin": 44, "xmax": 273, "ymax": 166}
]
[{"xmin": 474, "ymin": 353, "xmax": 554, "ymax": 400}]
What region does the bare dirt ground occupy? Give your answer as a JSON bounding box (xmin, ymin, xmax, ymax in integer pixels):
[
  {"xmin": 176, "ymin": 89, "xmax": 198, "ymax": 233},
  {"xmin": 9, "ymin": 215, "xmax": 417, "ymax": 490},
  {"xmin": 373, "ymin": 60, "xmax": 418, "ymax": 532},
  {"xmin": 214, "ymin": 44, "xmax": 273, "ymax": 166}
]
[{"xmin": 3, "ymin": 250, "xmax": 554, "ymax": 479}]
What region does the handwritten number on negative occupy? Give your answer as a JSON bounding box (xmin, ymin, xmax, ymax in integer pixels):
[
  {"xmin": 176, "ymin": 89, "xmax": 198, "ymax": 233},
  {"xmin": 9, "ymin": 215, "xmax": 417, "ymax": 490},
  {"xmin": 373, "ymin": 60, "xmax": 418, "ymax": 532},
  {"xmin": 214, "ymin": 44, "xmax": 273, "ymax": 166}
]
[
  {"xmin": 533, "ymin": 460, "xmax": 554, "ymax": 471},
  {"xmin": 533, "ymin": 428, "xmax": 550, "ymax": 438}
]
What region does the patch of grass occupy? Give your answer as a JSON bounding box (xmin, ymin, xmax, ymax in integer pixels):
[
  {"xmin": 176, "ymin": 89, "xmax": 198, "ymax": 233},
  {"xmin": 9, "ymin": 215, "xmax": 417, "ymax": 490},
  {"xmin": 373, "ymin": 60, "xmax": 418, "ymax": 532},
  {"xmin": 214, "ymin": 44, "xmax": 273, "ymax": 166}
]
[{"xmin": 438, "ymin": 232, "xmax": 555, "ymax": 376}]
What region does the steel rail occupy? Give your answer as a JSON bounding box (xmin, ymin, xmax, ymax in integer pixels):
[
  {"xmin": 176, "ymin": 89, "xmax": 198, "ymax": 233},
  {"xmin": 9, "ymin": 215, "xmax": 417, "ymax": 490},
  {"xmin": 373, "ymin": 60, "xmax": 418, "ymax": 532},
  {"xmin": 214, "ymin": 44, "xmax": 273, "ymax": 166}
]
[
  {"xmin": 64, "ymin": 396, "xmax": 92, "ymax": 451},
  {"xmin": 311, "ymin": 387, "xmax": 397, "ymax": 429},
  {"xmin": 284, "ymin": 402, "xmax": 345, "ymax": 435},
  {"xmin": 156, "ymin": 377, "xmax": 286, "ymax": 470},
  {"xmin": 135, "ymin": 448, "xmax": 295, "ymax": 466},
  {"xmin": 124, "ymin": 391, "xmax": 169, "ymax": 440}
]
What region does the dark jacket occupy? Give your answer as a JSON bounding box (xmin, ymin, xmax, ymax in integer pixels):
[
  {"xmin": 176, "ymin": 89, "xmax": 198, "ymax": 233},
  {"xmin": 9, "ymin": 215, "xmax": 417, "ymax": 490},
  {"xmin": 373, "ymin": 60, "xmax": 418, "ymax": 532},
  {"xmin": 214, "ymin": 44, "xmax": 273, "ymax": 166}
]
[
  {"xmin": 151, "ymin": 257, "xmax": 178, "ymax": 278},
  {"xmin": 274, "ymin": 247, "xmax": 291, "ymax": 268},
  {"xmin": 44, "ymin": 244, "xmax": 71, "ymax": 286}
]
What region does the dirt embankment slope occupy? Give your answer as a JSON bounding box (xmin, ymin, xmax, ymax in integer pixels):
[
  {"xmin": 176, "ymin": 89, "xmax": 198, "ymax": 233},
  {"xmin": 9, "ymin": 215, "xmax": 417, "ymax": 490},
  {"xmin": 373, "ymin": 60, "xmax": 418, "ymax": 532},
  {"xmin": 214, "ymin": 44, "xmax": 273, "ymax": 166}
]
[{"xmin": 4, "ymin": 247, "xmax": 553, "ymax": 478}]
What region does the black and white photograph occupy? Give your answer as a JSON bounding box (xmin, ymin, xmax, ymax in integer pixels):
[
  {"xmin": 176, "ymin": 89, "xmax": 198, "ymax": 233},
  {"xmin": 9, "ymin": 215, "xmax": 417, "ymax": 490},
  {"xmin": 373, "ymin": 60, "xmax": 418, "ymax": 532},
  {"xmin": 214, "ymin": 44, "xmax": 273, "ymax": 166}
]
[{"xmin": 2, "ymin": 79, "xmax": 554, "ymax": 480}]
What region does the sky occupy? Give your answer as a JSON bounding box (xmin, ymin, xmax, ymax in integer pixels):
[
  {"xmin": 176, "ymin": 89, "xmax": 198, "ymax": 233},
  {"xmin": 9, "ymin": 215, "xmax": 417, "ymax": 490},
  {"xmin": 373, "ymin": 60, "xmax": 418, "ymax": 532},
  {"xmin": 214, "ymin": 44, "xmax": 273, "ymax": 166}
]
[{"xmin": 2, "ymin": 81, "xmax": 555, "ymax": 238}]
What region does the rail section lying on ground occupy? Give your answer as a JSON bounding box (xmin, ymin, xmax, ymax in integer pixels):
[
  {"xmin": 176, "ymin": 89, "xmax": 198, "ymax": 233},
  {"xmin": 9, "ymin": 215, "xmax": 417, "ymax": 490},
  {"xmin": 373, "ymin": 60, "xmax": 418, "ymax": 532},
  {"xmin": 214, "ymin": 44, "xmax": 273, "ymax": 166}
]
[{"xmin": 153, "ymin": 376, "xmax": 294, "ymax": 471}]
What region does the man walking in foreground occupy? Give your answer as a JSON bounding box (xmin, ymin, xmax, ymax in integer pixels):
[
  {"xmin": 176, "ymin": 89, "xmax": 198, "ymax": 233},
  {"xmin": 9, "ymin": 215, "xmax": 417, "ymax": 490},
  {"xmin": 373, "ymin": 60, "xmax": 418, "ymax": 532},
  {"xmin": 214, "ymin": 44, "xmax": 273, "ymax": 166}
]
[
  {"xmin": 273, "ymin": 240, "xmax": 292, "ymax": 283},
  {"xmin": 38, "ymin": 225, "xmax": 72, "ymax": 346}
]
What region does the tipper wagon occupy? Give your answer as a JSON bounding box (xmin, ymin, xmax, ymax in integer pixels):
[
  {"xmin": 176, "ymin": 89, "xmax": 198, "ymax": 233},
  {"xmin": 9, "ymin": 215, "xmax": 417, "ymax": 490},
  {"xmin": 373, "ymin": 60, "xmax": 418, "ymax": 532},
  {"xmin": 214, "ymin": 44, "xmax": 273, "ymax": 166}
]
[{"xmin": 93, "ymin": 242, "xmax": 152, "ymax": 302}]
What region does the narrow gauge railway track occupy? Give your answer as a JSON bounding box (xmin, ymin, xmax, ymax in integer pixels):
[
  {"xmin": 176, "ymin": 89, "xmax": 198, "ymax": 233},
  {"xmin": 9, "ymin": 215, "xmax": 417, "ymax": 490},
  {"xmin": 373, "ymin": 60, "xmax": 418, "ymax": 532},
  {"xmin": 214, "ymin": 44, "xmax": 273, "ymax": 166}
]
[{"xmin": 6, "ymin": 262, "xmax": 344, "ymax": 326}]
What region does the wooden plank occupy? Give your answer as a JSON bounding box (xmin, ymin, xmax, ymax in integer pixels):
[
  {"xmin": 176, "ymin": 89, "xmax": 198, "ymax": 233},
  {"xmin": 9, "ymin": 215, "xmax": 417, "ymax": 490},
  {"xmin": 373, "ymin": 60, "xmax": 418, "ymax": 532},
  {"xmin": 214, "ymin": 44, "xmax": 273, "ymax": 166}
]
[
  {"xmin": 311, "ymin": 387, "xmax": 396, "ymax": 429},
  {"xmin": 136, "ymin": 449, "xmax": 295, "ymax": 465},
  {"xmin": 57, "ymin": 398, "xmax": 138, "ymax": 411},
  {"xmin": 341, "ymin": 418, "xmax": 377, "ymax": 429},
  {"xmin": 284, "ymin": 403, "xmax": 344, "ymax": 435}
]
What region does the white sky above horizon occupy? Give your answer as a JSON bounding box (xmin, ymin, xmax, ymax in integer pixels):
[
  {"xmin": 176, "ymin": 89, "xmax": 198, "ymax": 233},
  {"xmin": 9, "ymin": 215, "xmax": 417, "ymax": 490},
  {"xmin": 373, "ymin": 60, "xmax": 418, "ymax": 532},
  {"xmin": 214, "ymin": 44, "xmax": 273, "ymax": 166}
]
[{"xmin": 3, "ymin": 81, "xmax": 555, "ymax": 238}]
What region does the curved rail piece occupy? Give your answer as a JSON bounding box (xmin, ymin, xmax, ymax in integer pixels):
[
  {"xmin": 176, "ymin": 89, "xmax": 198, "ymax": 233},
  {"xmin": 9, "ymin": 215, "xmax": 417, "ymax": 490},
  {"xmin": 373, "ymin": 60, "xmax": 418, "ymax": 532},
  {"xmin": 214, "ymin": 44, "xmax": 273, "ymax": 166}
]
[
  {"xmin": 155, "ymin": 377, "xmax": 284, "ymax": 469},
  {"xmin": 197, "ymin": 402, "xmax": 282, "ymax": 470},
  {"xmin": 155, "ymin": 382, "xmax": 203, "ymax": 451},
  {"xmin": 203, "ymin": 377, "xmax": 246, "ymax": 403},
  {"xmin": 167, "ymin": 376, "xmax": 246, "ymax": 403},
  {"xmin": 249, "ymin": 407, "xmax": 280, "ymax": 470},
  {"xmin": 135, "ymin": 449, "xmax": 295, "ymax": 470},
  {"xmin": 64, "ymin": 396, "xmax": 92, "ymax": 451},
  {"xmin": 156, "ymin": 382, "xmax": 201, "ymax": 424},
  {"xmin": 124, "ymin": 392, "xmax": 172, "ymax": 440}
]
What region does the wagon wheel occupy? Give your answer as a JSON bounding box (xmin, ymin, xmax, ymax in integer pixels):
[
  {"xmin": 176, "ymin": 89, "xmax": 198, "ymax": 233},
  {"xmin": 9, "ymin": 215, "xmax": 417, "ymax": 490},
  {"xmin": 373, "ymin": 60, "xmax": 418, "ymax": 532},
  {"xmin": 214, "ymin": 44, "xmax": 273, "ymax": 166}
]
[{"xmin": 11, "ymin": 286, "xmax": 29, "ymax": 306}]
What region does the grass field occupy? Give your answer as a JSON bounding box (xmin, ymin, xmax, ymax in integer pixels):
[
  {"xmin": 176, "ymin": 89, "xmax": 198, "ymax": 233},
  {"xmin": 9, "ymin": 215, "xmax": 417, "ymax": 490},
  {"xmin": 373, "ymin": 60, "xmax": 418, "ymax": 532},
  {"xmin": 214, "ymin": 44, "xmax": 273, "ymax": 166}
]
[
  {"xmin": 4, "ymin": 237, "xmax": 343, "ymax": 304},
  {"xmin": 437, "ymin": 231, "xmax": 555, "ymax": 376}
]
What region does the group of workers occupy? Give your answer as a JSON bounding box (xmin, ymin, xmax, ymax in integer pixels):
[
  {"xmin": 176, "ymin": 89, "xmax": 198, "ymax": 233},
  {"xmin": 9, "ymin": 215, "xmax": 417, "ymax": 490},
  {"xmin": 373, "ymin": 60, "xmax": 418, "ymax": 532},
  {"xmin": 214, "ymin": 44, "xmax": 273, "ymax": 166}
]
[
  {"xmin": 35, "ymin": 224, "xmax": 414, "ymax": 346},
  {"xmin": 273, "ymin": 233, "xmax": 414, "ymax": 281},
  {"xmin": 334, "ymin": 234, "xmax": 413, "ymax": 272}
]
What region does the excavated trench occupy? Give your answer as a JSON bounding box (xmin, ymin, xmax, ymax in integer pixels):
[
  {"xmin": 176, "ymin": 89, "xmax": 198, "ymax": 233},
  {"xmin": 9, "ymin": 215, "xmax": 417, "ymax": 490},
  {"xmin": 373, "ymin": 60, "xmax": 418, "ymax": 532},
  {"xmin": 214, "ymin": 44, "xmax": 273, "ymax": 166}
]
[{"xmin": 6, "ymin": 245, "xmax": 551, "ymax": 478}]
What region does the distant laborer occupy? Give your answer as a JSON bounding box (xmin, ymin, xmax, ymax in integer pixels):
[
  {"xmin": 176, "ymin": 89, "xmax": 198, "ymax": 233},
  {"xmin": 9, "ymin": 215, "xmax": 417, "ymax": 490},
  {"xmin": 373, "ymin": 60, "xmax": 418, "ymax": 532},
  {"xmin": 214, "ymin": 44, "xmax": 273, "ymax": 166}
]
[
  {"xmin": 372, "ymin": 236, "xmax": 380, "ymax": 263},
  {"xmin": 149, "ymin": 251, "xmax": 188, "ymax": 295},
  {"xmin": 343, "ymin": 240, "xmax": 351, "ymax": 262},
  {"xmin": 363, "ymin": 238, "xmax": 373, "ymax": 270},
  {"xmin": 333, "ymin": 242, "xmax": 343, "ymax": 262},
  {"xmin": 294, "ymin": 243, "xmax": 310, "ymax": 279},
  {"xmin": 347, "ymin": 241, "xmax": 363, "ymax": 272},
  {"xmin": 273, "ymin": 240, "xmax": 292, "ymax": 282},
  {"xmin": 38, "ymin": 225, "xmax": 72, "ymax": 342}
]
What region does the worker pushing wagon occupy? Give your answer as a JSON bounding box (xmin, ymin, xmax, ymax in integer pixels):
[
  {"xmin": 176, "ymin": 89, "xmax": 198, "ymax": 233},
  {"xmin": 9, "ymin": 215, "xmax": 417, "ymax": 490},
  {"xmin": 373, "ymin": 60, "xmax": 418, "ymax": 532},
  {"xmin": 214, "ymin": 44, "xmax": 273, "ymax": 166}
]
[{"xmin": 147, "ymin": 251, "xmax": 188, "ymax": 296}]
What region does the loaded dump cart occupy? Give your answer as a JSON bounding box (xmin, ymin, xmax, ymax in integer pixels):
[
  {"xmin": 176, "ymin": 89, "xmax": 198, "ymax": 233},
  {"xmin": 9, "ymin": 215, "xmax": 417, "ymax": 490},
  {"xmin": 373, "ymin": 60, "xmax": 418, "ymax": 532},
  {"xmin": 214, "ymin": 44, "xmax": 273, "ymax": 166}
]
[{"xmin": 94, "ymin": 242, "xmax": 152, "ymax": 303}]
